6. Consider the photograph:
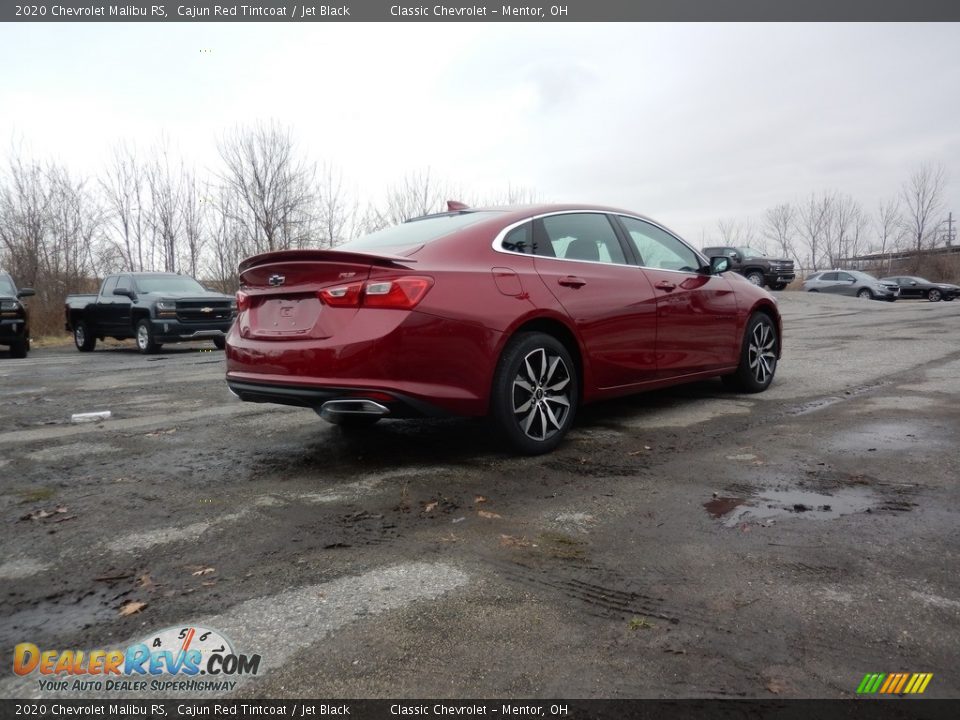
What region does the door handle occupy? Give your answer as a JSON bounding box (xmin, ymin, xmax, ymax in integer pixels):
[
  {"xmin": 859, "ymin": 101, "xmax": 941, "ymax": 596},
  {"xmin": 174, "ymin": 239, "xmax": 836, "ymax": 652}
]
[
  {"xmin": 654, "ymin": 280, "xmax": 677, "ymax": 291},
  {"xmin": 558, "ymin": 276, "xmax": 587, "ymax": 288}
]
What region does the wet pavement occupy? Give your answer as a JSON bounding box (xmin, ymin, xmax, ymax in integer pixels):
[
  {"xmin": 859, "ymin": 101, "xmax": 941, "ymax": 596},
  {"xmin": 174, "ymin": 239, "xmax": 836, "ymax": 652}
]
[{"xmin": 0, "ymin": 292, "xmax": 958, "ymax": 698}]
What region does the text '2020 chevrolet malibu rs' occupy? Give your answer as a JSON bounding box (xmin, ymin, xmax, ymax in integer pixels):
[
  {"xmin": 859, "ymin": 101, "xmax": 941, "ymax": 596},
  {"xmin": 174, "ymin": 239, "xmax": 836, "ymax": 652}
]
[{"xmin": 226, "ymin": 204, "xmax": 782, "ymax": 454}]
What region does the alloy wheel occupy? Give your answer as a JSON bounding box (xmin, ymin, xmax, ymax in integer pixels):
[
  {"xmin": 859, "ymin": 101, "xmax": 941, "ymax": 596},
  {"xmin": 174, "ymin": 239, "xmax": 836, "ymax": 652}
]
[
  {"xmin": 512, "ymin": 347, "xmax": 573, "ymax": 442},
  {"xmin": 747, "ymin": 321, "xmax": 777, "ymax": 385},
  {"xmin": 137, "ymin": 324, "xmax": 149, "ymax": 350}
]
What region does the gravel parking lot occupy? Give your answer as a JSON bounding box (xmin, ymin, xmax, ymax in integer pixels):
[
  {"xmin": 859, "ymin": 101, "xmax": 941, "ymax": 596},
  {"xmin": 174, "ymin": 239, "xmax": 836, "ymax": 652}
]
[{"xmin": 1, "ymin": 292, "xmax": 958, "ymax": 699}]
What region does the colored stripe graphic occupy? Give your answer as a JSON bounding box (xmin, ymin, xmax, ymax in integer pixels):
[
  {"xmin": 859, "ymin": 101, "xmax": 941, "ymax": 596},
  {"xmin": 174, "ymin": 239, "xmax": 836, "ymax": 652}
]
[{"xmin": 858, "ymin": 672, "xmax": 933, "ymax": 694}]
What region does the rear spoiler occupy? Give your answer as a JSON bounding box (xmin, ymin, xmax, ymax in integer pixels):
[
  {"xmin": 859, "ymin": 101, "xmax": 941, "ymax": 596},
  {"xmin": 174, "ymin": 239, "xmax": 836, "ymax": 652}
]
[{"xmin": 238, "ymin": 248, "xmax": 418, "ymax": 275}]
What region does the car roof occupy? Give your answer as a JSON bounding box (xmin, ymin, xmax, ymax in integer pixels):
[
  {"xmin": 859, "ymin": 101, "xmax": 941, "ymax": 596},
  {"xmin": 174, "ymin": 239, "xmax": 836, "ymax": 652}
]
[{"xmin": 416, "ymin": 203, "xmax": 688, "ymax": 241}]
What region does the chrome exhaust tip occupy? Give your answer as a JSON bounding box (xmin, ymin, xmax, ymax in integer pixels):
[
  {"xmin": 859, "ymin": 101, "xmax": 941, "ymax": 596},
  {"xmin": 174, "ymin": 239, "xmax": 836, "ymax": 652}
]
[{"xmin": 319, "ymin": 399, "xmax": 390, "ymax": 422}]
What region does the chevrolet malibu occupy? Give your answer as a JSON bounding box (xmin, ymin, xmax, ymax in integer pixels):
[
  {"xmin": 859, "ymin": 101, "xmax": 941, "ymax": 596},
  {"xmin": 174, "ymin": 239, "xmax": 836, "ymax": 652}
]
[{"xmin": 226, "ymin": 204, "xmax": 781, "ymax": 454}]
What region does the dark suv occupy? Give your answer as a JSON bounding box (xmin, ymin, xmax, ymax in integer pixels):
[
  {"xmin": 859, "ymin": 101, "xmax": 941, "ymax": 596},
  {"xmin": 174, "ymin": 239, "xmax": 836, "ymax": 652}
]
[
  {"xmin": 0, "ymin": 272, "xmax": 35, "ymax": 358},
  {"xmin": 702, "ymin": 246, "xmax": 795, "ymax": 290}
]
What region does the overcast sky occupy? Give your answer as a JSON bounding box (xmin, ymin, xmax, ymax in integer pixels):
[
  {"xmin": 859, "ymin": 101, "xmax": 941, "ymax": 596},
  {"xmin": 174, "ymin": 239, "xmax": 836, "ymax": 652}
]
[{"xmin": 2, "ymin": 22, "xmax": 958, "ymax": 245}]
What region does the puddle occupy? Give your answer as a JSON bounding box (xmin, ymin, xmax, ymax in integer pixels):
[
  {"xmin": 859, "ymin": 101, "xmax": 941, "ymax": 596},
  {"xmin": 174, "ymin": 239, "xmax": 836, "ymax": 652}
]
[
  {"xmin": 2, "ymin": 591, "xmax": 115, "ymax": 645},
  {"xmin": 705, "ymin": 488, "xmax": 875, "ymax": 527},
  {"xmin": 828, "ymin": 421, "xmax": 937, "ymax": 453}
]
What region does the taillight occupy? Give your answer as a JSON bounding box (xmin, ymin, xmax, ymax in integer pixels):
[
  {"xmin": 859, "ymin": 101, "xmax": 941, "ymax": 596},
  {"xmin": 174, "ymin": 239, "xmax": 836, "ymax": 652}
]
[
  {"xmin": 236, "ymin": 291, "xmax": 250, "ymax": 312},
  {"xmin": 317, "ymin": 277, "xmax": 433, "ymax": 310},
  {"xmin": 319, "ymin": 281, "xmax": 363, "ymax": 307},
  {"xmin": 363, "ymin": 277, "xmax": 434, "ymax": 309}
]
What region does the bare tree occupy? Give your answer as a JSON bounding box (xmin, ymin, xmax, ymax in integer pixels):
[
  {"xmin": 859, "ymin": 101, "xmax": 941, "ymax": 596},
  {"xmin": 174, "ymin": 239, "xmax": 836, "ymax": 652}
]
[
  {"xmin": 796, "ymin": 192, "xmax": 834, "ymax": 272},
  {"xmin": 716, "ymin": 218, "xmax": 761, "ymax": 252},
  {"xmin": 101, "ymin": 142, "xmax": 150, "ymax": 272},
  {"xmin": 901, "ymin": 163, "xmax": 946, "ymax": 262},
  {"xmin": 316, "ymin": 162, "xmax": 358, "ymax": 248},
  {"xmin": 823, "ymin": 193, "xmax": 865, "ymax": 268},
  {"xmin": 762, "ymin": 203, "xmax": 799, "ymax": 263},
  {"xmin": 217, "ymin": 121, "xmax": 317, "ymax": 254},
  {"xmin": 374, "ymin": 168, "xmax": 451, "ymax": 228},
  {"xmin": 145, "ymin": 137, "xmax": 185, "ymax": 273}
]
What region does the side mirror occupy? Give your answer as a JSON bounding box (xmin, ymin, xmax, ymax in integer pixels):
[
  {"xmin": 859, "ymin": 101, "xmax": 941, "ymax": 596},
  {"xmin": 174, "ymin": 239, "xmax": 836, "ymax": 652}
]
[
  {"xmin": 709, "ymin": 256, "xmax": 730, "ymax": 274},
  {"xmin": 909, "ymin": 281, "xmax": 917, "ymax": 286},
  {"xmin": 114, "ymin": 287, "xmax": 133, "ymax": 298},
  {"xmin": 17, "ymin": 288, "xmax": 35, "ymax": 298}
]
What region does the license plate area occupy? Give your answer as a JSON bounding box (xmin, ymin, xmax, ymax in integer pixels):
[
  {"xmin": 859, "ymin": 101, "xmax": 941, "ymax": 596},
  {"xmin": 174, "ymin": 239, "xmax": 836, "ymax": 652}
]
[{"xmin": 251, "ymin": 296, "xmax": 322, "ymax": 337}]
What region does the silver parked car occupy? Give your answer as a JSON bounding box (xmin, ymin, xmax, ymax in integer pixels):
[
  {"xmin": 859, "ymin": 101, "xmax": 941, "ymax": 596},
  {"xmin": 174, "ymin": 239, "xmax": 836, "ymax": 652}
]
[{"xmin": 802, "ymin": 270, "xmax": 899, "ymax": 301}]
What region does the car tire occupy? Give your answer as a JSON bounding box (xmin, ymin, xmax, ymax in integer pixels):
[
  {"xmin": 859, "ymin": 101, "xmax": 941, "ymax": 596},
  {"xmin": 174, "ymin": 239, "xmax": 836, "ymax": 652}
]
[
  {"xmin": 490, "ymin": 332, "xmax": 578, "ymax": 455},
  {"xmin": 745, "ymin": 271, "xmax": 765, "ymax": 287},
  {"xmin": 10, "ymin": 336, "xmax": 28, "ymax": 358},
  {"xmin": 136, "ymin": 319, "xmax": 161, "ymax": 354},
  {"xmin": 722, "ymin": 313, "xmax": 778, "ymax": 393},
  {"xmin": 771, "ymin": 283, "xmax": 788, "ymax": 291},
  {"xmin": 213, "ymin": 336, "xmax": 226, "ymax": 350},
  {"xmin": 944, "ymin": 296, "xmax": 955, "ymax": 302},
  {"xmin": 74, "ymin": 320, "xmax": 96, "ymax": 352},
  {"xmin": 928, "ymin": 289, "xmax": 942, "ymax": 302},
  {"xmin": 856, "ymin": 288, "xmax": 873, "ymax": 299}
]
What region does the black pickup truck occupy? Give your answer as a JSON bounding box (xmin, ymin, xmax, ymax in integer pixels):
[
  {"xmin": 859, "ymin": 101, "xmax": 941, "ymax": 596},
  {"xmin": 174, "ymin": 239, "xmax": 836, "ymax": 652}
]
[
  {"xmin": 701, "ymin": 246, "xmax": 795, "ymax": 290},
  {"xmin": 0, "ymin": 272, "xmax": 35, "ymax": 358},
  {"xmin": 64, "ymin": 272, "xmax": 236, "ymax": 353}
]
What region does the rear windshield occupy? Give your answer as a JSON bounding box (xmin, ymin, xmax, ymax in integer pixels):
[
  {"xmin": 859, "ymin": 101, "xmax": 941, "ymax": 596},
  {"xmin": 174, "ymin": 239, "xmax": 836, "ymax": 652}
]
[
  {"xmin": 343, "ymin": 212, "xmax": 501, "ymax": 252},
  {"xmin": 134, "ymin": 275, "xmax": 206, "ymax": 294}
]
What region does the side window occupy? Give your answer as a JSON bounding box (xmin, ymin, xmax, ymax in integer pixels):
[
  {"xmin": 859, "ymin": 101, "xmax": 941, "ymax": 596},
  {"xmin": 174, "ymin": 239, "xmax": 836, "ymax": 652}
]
[
  {"xmin": 539, "ymin": 213, "xmax": 627, "ymax": 265},
  {"xmin": 501, "ymin": 223, "xmax": 534, "ymax": 254},
  {"xmin": 619, "ymin": 216, "xmax": 701, "ymax": 273},
  {"xmin": 819, "ymin": 272, "xmax": 837, "ymax": 281},
  {"xmin": 837, "ymin": 272, "xmax": 855, "ymax": 282},
  {"xmin": 101, "ymin": 276, "xmax": 118, "ymax": 296}
]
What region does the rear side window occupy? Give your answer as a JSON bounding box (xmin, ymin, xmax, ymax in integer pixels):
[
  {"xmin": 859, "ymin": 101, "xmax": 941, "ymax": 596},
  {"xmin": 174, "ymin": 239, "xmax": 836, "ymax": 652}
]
[
  {"xmin": 820, "ymin": 272, "xmax": 838, "ymax": 281},
  {"xmin": 501, "ymin": 223, "xmax": 534, "ymax": 254},
  {"xmin": 539, "ymin": 213, "xmax": 627, "ymax": 265},
  {"xmin": 344, "ymin": 211, "xmax": 501, "ymax": 251}
]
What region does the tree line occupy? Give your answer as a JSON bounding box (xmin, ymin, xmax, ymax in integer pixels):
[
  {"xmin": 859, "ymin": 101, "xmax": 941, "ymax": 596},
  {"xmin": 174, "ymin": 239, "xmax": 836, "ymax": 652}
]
[
  {"xmin": 709, "ymin": 163, "xmax": 951, "ymax": 274},
  {"xmin": 0, "ymin": 121, "xmax": 536, "ymax": 335},
  {"xmin": 0, "ymin": 118, "xmax": 952, "ymax": 336}
]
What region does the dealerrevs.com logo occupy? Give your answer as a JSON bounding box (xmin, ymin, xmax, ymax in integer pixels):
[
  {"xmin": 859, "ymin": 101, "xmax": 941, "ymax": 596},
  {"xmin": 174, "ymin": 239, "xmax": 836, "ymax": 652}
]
[{"xmin": 13, "ymin": 626, "xmax": 261, "ymax": 693}]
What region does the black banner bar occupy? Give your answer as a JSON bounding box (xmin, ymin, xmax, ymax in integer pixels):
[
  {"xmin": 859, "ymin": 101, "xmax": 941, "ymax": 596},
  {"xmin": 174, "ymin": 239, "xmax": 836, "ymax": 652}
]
[
  {"xmin": 1, "ymin": 700, "xmax": 959, "ymax": 720},
  {"xmin": 2, "ymin": 1, "xmax": 960, "ymax": 22}
]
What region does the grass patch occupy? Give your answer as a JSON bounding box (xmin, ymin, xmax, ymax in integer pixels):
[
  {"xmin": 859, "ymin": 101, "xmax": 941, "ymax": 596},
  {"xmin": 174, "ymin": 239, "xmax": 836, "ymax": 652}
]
[
  {"xmin": 17, "ymin": 487, "xmax": 56, "ymax": 503},
  {"xmin": 628, "ymin": 616, "xmax": 654, "ymax": 631}
]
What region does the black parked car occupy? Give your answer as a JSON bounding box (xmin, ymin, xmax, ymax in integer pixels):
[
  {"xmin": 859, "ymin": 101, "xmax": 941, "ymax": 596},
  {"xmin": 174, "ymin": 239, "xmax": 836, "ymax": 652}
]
[
  {"xmin": 0, "ymin": 272, "xmax": 35, "ymax": 358},
  {"xmin": 879, "ymin": 276, "xmax": 959, "ymax": 302}
]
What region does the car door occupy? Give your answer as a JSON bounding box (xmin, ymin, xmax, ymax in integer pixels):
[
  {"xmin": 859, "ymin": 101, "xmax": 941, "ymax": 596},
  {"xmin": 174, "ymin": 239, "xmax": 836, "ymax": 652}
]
[
  {"xmin": 833, "ymin": 271, "xmax": 858, "ymax": 296},
  {"xmin": 96, "ymin": 276, "xmax": 119, "ymax": 334},
  {"xmin": 530, "ymin": 212, "xmax": 659, "ymax": 390},
  {"xmin": 110, "ymin": 274, "xmax": 135, "ymax": 334},
  {"xmin": 901, "ymin": 278, "xmax": 923, "ymax": 299},
  {"xmin": 614, "ymin": 215, "xmax": 740, "ymax": 377}
]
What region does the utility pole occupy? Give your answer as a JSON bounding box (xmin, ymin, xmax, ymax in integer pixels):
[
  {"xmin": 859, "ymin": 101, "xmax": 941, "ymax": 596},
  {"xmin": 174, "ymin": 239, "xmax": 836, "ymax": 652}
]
[{"xmin": 942, "ymin": 212, "xmax": 956, "ymax": 247}]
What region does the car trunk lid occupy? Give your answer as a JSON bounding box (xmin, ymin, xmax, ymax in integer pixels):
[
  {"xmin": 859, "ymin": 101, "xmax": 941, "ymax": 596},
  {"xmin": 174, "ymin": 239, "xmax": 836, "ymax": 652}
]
[{"xmin": 237, "ymin": 249, "xmax": 417, "ymax": 340}]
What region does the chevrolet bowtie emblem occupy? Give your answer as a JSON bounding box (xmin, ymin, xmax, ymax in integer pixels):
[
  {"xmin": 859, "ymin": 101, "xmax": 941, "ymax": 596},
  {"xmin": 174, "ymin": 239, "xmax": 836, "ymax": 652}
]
[
  {"xmin": 200, "ymin": 307, "xmax": 213, "ymax": 313},
  {"xmin": 269, "ymin": 274, "xmax": 286, "ymax": 287}
]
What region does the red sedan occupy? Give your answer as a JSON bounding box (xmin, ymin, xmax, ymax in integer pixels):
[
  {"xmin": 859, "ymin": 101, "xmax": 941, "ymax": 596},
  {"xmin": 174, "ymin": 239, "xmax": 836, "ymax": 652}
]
[{"xmin": 226, "ymin": 204, "xmax": 781, "ymax": 454}]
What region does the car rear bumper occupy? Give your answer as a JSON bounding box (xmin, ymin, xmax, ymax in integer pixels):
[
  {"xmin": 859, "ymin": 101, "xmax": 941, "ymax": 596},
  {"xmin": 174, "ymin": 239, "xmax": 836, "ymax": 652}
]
[
  {"xmin": 224, "ymin": 310, "xmax": 502, "ymax": 417},
  {"xmin": 226, "ymin": 379, "xmax": 450, "ymax": 419},
  {"xmin": 150, "ymin": 318, "xmax": 233, "ymax": 342}
]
